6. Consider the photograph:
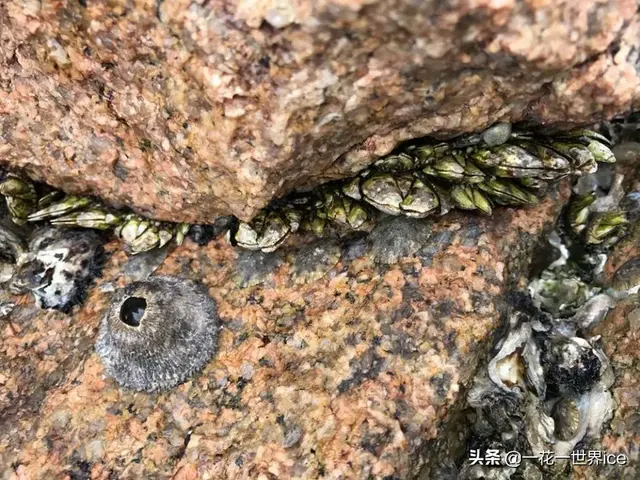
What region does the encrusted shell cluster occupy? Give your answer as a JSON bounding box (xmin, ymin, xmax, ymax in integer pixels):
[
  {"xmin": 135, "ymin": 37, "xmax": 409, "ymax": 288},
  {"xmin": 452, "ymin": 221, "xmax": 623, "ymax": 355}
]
[
  {"xmin": 9, "ymin": 227, "xmax": 105, "ymax": 312},
  {"xmin": 0, "ymin": 126, "xmax": 619, "ymax": 255}
]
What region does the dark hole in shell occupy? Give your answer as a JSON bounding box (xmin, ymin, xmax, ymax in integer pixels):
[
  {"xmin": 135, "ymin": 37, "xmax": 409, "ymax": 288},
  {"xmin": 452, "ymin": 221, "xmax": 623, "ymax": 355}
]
[{"xmin": 120, "ymin": 296, "xmax": 147, "ymax": 327}]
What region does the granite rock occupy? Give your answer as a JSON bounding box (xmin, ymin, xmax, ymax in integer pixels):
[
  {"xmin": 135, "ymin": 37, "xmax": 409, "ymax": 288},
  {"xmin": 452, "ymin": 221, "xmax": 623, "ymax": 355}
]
[
  {"xmin": 0, "ymin": 186, "xmax": 568, "ymax": 478},
  {"xmin": 0, "ymin": 1, "xmax": 639, "ymax": 222}
]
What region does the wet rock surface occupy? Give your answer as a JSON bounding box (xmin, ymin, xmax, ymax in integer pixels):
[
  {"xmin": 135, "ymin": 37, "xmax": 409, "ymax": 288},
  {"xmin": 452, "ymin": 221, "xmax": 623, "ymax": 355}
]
[
  {"xmin": 1, "ymin": 1, "xmax": 639, "ymax": 222},
  {"xmin": 0, "ymin": 187, "xmax": 567, "ymax": 478}
]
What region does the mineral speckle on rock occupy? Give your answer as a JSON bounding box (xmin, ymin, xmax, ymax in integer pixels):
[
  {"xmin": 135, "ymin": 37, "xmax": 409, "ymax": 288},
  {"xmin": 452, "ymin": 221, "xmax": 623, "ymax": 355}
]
[{"xmin": 95, "ymin": 276, "xmax": 219, "ymax": 392}]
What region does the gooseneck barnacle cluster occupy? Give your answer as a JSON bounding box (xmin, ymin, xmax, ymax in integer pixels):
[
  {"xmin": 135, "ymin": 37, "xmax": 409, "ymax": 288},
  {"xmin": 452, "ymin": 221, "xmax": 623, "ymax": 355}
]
[{"xmin": 0, "ymin": 124, "xmax": 623, "ymax": 256}]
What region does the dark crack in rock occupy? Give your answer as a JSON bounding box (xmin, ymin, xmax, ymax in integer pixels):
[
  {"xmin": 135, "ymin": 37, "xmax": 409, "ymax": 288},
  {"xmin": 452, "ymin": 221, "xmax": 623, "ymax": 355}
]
[{"xmin": 188, "ymin": 217, "xmax": 234, "ymax": 246}]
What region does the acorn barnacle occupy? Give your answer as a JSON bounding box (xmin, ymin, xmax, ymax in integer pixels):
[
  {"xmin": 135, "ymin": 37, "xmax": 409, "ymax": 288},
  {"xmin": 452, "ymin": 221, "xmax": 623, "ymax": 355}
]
[
  {"xmin": 551, "ymin": 397, "xmax": 581, "ymax": 441},
  {"xmin": 368, "ymin": 216, "xmax": 433, "ymax": 264},
  {"xmin": 96, "ymin": 276, "xmax": 219, "ymax": 392},
  {"xmin": 10, "ymin": 227, "xmax": 105, "ymax": 312}
]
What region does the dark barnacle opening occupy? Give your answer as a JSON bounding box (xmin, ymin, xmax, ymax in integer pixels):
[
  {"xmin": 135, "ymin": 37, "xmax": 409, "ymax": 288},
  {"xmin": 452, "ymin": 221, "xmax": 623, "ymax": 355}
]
[{"xmin": 120, "ymin": 296, "xmax": 147, "ymax": 327}]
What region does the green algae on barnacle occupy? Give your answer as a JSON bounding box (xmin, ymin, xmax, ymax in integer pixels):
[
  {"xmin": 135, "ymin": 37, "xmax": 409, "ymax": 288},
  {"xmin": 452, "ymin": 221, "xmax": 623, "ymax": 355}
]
[
  {"xmin": 96, "ymin": 276, "xmax": 219, "ymax": 392},
  {"xmin": 230, "ymin": 125, "xmax": 616, "ymax": 252},
  {"xmin": 566, "ymin": 167, "xmax": 631, "ymax": 246},
  {"xmin": 0, "ymin": 174, "xmax": 37, "ymax": 225},
  {"xmin": 0, "ymin": 175, "xmax": 192, "ymax": 255}
]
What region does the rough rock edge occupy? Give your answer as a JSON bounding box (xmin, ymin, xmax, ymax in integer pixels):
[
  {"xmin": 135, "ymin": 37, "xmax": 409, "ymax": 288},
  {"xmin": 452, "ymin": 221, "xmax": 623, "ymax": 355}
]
[{"xmin": 0, "ymin": 1, "xmax": 638, "ymax": 221}]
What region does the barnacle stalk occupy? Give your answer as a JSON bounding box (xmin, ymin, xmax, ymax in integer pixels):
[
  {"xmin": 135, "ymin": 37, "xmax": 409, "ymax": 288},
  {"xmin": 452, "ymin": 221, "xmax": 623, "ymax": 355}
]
[
  {"xmin": 585, "ymin": 210, "xmax": 628, "ymax": 245},
  {"xmin": 27, "ymin": 195, "xmax": 93, "ymax": 222},
  {"xmin": 50, "ymin": 208, "xmax": 122, "ymax": 230}
]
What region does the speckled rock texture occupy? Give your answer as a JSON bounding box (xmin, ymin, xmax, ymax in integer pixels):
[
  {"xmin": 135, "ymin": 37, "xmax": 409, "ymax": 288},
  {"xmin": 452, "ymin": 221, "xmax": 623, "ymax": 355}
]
[
  {"xmin": 1, "ymin": 1, "xmax": 639, "ymax": 222},
  {"xmin": 0, "ymin": 188, "xmax": 567, "ymax": 479}
]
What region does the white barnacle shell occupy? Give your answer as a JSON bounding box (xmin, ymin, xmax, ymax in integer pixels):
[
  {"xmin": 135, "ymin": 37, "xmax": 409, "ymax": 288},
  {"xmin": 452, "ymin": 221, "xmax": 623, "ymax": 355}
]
[
  {"xmin": 482, "ymin": 123, "xmax": 512, "ymax": 147},
  {"xmin": 488, "ymin": 322, "xmax": 531, "ymax": 396},
  {"xmin": 11, "ymin": 227, "xmax": 104, "ymax": 311}
]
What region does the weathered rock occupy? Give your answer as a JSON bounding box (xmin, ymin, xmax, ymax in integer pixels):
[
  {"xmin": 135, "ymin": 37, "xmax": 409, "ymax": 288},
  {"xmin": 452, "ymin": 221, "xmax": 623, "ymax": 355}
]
[
  {"xmin": 1, "ymin": 1, "xmax": 639, "ymax": 222},
  {"xmin": 0, "ymin": 187, "xmax": 567, "ymax": 478},
  {"xmin": 573, "ymin": 295, "xmax": 640, "ymax": 480}
]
